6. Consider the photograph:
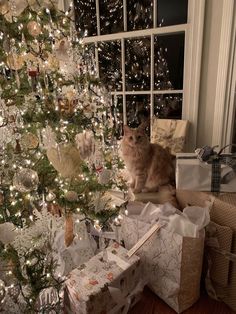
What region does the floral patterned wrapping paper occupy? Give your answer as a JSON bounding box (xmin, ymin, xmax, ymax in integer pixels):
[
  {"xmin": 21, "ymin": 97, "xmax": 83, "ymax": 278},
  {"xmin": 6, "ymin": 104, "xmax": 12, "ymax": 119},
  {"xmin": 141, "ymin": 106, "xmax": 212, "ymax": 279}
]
[
  {"xmin": 151, "ymin": 118, "xmax": 188, "ymax": 155},
  {"xmin": 64, "ymin": 243, "xmax": 143, "ymax": 314},
  {"xmin": 121, "ymin": 214, "xmax": 204, "ymax": 313}
]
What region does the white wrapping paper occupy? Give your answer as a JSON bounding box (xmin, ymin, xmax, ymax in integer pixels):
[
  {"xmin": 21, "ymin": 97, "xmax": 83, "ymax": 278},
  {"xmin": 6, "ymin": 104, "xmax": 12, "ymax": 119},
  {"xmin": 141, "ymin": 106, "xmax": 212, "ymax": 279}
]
[
  {"xmin": 176, "ymin": 153, "xmax": 236, "ymax": 192},
  {"xmin": 53, "ymin": 220, "xmax": 97, "ymax": 276}
]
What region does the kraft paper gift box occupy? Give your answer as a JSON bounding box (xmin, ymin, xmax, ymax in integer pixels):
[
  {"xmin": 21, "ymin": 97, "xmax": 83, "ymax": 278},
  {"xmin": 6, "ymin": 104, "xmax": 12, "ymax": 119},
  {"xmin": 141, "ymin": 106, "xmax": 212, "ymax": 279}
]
[
  {"xmin": 176, "ymin": 153, "xmax": 236, "ymax": 192},
  {"xmin": 64, "ymin": 243, "xmax": 144, "ymax": 314},
  {"xmin": 176, "ymin": 190, "xmax": 236, "ymax": 311},
  {"xmin": 121, "ymin": 202, "xmax": 207, "ymax": 313}
]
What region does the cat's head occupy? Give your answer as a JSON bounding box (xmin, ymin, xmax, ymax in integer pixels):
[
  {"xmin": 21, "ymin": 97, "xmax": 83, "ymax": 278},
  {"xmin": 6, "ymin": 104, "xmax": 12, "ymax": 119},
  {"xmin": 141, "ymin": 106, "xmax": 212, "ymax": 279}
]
[{"xmin": 123, "ymin": 123, "xmax": 149, "ymax": 147}]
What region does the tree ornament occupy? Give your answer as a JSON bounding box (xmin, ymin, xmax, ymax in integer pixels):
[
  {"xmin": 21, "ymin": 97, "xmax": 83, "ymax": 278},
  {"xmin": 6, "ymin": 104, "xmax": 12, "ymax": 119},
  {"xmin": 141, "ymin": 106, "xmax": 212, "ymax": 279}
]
[
  {"xmin": 13, "ymin": 168, "xmax": 39, "ymax": 193},
  {"xmin": 6, "ymin": 53, "xmax": 24, "ymax": 71},
  {"xmin": 58, "ymin": 98, "xmax": 76, "ymax": 115},
  {"xmin": 55, "ymin": 38, "xmax": 70, "ymax": 62},
  {"xmin": 27, "ymin": 21, "xmax": 41, "ymax": 37},
  {"xmin": 98, "ymin": 168, "xmax": 111, "ymax": 185},
  {"xmin": 47, "ymin": 144, "xmax": 82, "ymax": 179},
  {"xmin": 0, "ymin": 222, "xmax": 18, "ymax": 244},
  {"xmin": 41, "ymin": 126, "xmax": 57, "ymax": 150},
  {"xmin": 64, "ymin": 214, "xmax": 74, "ymax": 247},
  {"xmin": 20, "ymin": 132, "xmax": 39, "ymax": 150},
  {"xmin": 65, "ymin": 191, "xmax": 78, "ymax": 202}
]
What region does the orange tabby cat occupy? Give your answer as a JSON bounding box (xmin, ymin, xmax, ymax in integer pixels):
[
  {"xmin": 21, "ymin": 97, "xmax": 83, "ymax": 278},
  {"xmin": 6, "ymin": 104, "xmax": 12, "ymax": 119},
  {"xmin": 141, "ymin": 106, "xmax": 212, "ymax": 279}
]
[{"xmin": 121, "ymin": 123, "xmax": 174, "ymax": 193}]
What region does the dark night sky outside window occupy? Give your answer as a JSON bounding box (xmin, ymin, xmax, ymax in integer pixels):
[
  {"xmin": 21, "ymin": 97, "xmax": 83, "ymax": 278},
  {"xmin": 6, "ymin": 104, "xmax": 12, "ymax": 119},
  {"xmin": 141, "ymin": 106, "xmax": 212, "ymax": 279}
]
[{"xmin": 74, "ymin": 0, "xmax": 188, "ymax": 131}]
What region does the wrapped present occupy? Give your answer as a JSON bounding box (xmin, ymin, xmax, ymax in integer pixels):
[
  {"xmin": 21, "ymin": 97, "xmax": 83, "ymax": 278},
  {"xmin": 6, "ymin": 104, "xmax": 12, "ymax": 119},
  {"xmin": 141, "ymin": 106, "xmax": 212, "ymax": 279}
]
[
  {"xmin": 176, "ymin": 149, "xmax": 236, "ymax": 192},
  {"xmin": 176, "ymin": 190, "xmax": 236, "ymax": 311},
  {"xmin": 121, "ymin": 202, "xmax": 208, "ymax": 313},
  {"xmin": 151, "ymin": 118, "xmax": 189, "ymax": 155},
  {"xmin": 64, "ymin": 243, "xmax": 144, "ymax": 314}
]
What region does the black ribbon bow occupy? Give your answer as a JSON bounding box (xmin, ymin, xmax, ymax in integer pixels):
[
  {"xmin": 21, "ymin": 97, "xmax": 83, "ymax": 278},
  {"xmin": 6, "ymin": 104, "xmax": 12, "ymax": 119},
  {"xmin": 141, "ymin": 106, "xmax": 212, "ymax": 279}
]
[{"xmin": 195, "ymin": 145, "xmax": 236, "ymax": 193}]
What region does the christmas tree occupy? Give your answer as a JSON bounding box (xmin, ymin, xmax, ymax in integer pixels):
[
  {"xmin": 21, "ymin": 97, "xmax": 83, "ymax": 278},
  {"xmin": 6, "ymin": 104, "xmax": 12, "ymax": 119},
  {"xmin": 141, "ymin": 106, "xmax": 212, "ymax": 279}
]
[{"xmin": 0, "ymin": 1, "xmax": 126, "ymax": 312}]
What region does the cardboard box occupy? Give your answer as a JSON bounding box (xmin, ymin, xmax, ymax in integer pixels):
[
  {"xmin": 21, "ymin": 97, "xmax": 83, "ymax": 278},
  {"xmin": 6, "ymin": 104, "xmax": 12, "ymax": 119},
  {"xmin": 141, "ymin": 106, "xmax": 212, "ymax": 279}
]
[{"xmin": 176, "ymin": 190, "xmax": 236, "ymax": 311}]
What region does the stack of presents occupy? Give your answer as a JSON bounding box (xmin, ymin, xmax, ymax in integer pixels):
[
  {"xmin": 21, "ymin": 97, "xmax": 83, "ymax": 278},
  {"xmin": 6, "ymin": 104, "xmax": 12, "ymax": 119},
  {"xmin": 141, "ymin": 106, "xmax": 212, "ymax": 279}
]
[{"xmin": 63, "ymin": 119, "xmax": 236, "ymax": 313}]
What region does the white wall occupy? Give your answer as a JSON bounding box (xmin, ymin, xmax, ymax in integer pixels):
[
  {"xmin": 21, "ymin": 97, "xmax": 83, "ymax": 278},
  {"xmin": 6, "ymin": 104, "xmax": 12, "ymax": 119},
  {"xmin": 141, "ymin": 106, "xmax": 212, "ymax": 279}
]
[{"xmin": 196, "ymin": 0, "xmax": 224, "ymax": 147}]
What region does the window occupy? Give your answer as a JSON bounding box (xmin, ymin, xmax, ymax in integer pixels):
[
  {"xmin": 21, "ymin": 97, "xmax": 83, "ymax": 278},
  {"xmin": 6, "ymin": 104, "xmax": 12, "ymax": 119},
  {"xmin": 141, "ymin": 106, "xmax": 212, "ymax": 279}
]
[{"xmin": 74, "ymin": 0, "xmax": 205, "ymax": 148}]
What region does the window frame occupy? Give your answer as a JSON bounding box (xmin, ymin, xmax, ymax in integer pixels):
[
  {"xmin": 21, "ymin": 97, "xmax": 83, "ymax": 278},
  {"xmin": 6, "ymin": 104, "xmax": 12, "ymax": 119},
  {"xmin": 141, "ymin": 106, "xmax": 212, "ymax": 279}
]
[
  {"xmin": 82, "ymin": 0, "xmax": 205, "ymax": 150},
  {"xmin": 212, "ymin": 0, "xmax": 236, "ymax": 148}
]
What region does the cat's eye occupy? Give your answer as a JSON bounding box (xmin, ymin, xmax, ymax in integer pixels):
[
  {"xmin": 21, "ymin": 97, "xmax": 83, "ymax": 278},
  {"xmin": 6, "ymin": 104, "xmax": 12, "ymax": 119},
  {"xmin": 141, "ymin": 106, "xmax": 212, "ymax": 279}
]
[{"xmin": 137, "ymin": 136, "xmax": 141, "ymax": 139}]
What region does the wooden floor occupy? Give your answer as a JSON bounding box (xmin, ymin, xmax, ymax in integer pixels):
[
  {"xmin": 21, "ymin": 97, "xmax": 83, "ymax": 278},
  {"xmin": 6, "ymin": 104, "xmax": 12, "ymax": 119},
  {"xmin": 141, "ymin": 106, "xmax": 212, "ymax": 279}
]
[{"xmin": 129, "ymin": 288, "xmax": 236, "ymax": 314}]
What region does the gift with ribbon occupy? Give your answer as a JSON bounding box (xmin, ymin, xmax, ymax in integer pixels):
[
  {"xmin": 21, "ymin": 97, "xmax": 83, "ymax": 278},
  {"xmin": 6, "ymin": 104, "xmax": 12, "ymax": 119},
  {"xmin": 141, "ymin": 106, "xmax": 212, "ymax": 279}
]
[
  {"xmin": 176, "ymin": 145, "xmax": 236, "ymax": 193},
  {"xmin": 64, "ymin": 243, "xmax": 144, "ymax": 314}
]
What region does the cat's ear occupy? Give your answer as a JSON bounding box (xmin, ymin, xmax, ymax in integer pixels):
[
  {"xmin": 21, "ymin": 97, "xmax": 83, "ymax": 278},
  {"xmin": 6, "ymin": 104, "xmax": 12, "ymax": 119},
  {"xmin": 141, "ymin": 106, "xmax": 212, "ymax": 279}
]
[
  {"xmin": 123, "ymin": 125, "xmax": 131, "ymax": 135},
  {"xmin": 138, "ymin": 120, "xmax": 149, "ymax": 131}
]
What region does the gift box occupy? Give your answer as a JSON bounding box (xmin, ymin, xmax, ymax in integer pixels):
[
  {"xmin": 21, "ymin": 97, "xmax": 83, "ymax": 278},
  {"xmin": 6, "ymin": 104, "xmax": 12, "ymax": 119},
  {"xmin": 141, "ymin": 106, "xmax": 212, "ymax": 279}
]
[
  {"xmin": 176, "ymin": 152, "xmax": 236, "ymax": 192},
  {"xmin": 64, "ymin": 243, "xmax": 144, "ymax": 314},
  {"xmin": 176, "ymin": 190, "xmax": 236, "ymax": 311},
  {"xmin": 151, "ymin": 118, "xmax": 189, "ymax": 155},
  {"xmin": 121, "ymin": 202, "xmax": 207, "ymax": 313}
]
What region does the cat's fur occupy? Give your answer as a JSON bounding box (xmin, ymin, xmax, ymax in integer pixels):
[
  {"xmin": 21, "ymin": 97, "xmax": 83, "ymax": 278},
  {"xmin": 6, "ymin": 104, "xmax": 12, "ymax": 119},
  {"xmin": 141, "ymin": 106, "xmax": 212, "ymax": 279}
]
[{"xmin": 121, "ymin": 123, "xmax": 174, "ymax": 193}]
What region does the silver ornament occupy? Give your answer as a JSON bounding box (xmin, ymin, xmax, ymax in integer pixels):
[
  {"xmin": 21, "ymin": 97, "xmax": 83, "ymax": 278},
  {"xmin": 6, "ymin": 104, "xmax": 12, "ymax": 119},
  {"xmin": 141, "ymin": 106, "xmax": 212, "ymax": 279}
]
[{"xmin": 13, "ymin": 168, "xmax": 39, "ymax": 193}]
